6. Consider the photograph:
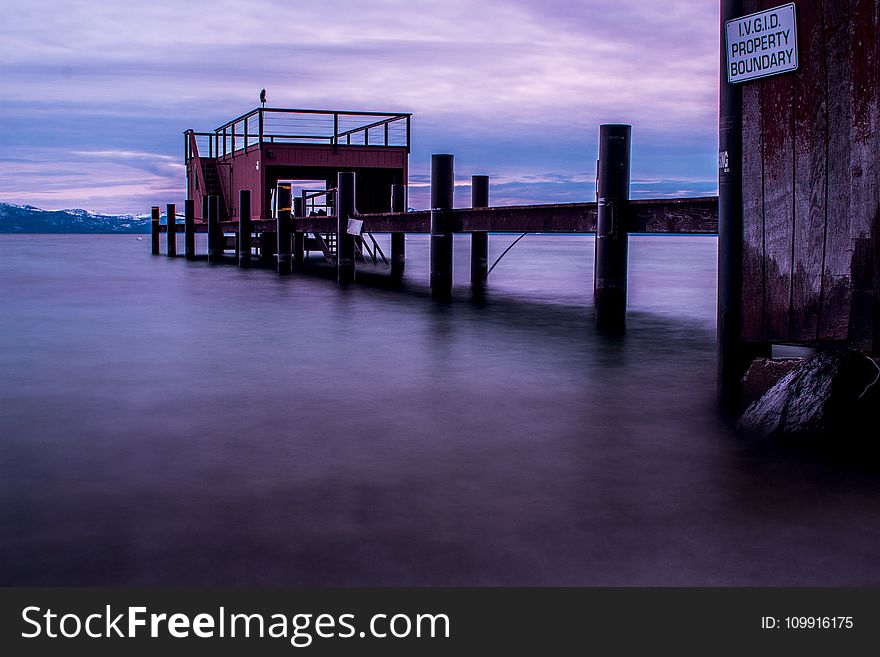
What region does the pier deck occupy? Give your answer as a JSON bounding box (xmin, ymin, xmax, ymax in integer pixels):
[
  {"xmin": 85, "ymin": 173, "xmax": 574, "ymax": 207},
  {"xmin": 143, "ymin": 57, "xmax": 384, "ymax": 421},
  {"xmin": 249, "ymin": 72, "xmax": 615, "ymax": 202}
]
[{"xmin": 158, "ymin": 196, "xmax": 718, "ymax": 235}]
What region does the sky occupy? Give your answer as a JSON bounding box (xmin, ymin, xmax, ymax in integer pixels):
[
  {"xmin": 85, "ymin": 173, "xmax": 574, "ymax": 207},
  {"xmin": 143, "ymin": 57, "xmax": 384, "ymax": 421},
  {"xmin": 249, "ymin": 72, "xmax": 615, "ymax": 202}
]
[{"xmin": 0, "ymin": 0, "xmax": 720, "ymax": 213}]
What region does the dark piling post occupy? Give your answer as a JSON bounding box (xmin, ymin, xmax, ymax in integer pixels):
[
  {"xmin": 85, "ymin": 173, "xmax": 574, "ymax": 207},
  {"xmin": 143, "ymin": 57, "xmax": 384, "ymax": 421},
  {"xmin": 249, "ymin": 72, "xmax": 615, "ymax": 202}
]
[
  {"xmin": 184, "ymin": 199, "xmax": 195, "ymax": 260},
  {"xmin": 239, "ymin": 190, "xmax": 252, "ymax": 268},
  {"xmin": 390, "ymin": 184, "xmax": 406, "ymax": 276},
  {"xmin": 430, "ymin": 154, "xmax": 454, "ymax": 300},
  {"xmin": 470, "ymin": 175, "xmax": 489, "ymax": 285},
  {"xmin": 594, "ymin": 124, "xmax": 631, "ymax": 331},
  {"xmin": 718, "ymin": 0, "xmax": 762, "ymax": 408},
  {"xmin": 201, "ymin": 195, "xmax": 209, "ymax": 258},
  {"xmin": 293, "ymin": 197, "xmax": 305, "ymax": 271},
  {"xmin": 275, "ymin": 186, "xmax": 292, "ymax": 276},
  {"xmin": 337, "ymin": 172, "xmax": 356, "ymax": 284},
  {"xmin": 277, "ymin": 207, "xmax": 291, "ymax": 277},
  {"xmin": 151, "ymin": 206, "xmax": 160, "ymax": 255},
  {"xmin": 259, "ymin": 231, "xmax": 275, "ymax": 266},
  {"xmin": 166, "ymin": 203, "xmax": 176, "ymax": 257},
  {"xmin": 207, "ymin": 195, "xmax": 222, "ymax": 263}
]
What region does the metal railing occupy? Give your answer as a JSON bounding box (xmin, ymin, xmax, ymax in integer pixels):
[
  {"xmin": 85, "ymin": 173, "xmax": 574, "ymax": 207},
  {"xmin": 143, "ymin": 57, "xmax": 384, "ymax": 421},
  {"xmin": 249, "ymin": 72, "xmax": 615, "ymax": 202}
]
[
  {"xmin": 184, "ymin": 108, "xmax": 411, "ymax": 164},
  {"xmin": 302, "ymin": 189, "xmax": 336, "ymax": 217}
]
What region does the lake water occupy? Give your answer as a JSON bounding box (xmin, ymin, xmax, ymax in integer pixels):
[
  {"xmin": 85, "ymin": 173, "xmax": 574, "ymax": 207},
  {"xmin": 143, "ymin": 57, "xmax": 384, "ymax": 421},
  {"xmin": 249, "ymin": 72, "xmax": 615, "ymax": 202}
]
[{"xmin": 2, "ymin": 234, "xmax": 879, "ymax": 585}]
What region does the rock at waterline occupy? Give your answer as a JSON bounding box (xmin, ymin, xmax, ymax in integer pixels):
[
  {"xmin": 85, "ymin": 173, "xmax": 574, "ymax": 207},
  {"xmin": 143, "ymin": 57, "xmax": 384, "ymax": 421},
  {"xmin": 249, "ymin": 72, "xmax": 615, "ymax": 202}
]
[
  {"xmin": 737, "ymin": 350, "xmax": 880, "ymax": 438},
  {"xmin": 741, "ymin": 357, "xmax": 801, "ymax": 404}
]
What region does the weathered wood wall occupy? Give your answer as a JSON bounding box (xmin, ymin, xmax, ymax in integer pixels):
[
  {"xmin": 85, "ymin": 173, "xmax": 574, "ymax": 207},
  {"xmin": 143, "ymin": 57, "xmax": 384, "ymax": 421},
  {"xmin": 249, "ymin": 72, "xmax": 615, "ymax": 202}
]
[{"xmin": 741, "ymin": 0, "xmax": 879, "ymax": 351}]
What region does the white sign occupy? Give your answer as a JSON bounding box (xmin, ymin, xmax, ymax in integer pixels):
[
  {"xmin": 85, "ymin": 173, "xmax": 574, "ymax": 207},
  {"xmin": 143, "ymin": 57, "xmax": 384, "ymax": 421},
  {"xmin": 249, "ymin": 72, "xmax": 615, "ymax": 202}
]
[
  {"xmin": 346, "ymin": 218, "xmax": 363, "ymax": 235},
  {"xmin": 725, "ymin": 3, "xmax": 798, "ymax": 84}
]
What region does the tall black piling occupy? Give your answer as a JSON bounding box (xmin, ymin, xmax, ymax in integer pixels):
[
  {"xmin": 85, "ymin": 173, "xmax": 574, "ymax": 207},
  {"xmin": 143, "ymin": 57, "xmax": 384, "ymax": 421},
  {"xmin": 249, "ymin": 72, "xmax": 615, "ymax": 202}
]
[
  {"xmin": 275, "ymin": 215, "xmax": 291, "ymax": 276},
  {"xmin": 166, "ymin": 203, "xmax": 176, "ymax": 257},
  {"xmin": 207, "ymin": 195, "xmax": 222, "ymax": 263},
  {"xmin": 391, "ymin": 184, "xmax": 406, "ymax": 276},
  {"xmin": 718, "ymin": 0, "xmax": 764, "ymax": 407},
  {"xmin": 293, "ymin": 196, "xmax": 304, "ymax": 271},
  {"xmin": 430, "ymin": 154, "xmax": 454, "ymax": 300},
  {"xmin": 470, "ymin": 175, "xmax": 489, "ymax": 286},
  {"xmin": 275, "ymin": 185, "xmax": 292, "ymax": 276},
  {"xmin": 184, "ymin": 199, "xmax": 195, "ymax": 260},
  {"xmin": 151, "ymin": 206, "xmax": 160, "ymax": 255},
  {"xmin": 201, "ymin": 195, "xmax": 210, "ymax": 259},
  {"xmin": 337, "ymin": 172, "xmax": 356, "ymax": 284},
  {"xmin": 594, "ymin": 124, "xmax": 631, "ymax": 331},
  {"xmin": 239, "ymin": 189, "xmax": 252, "ymax": 268}
]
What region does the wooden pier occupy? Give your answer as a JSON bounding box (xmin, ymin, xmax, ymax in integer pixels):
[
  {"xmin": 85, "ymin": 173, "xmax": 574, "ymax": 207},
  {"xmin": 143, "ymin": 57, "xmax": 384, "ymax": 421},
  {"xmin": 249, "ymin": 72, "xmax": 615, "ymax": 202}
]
[
  {"xmin": 159, "ymin": 107, "xmax": 718, "ymax": 316},
  {"xmin": 151, "ymin": 0, "xmax": 878, "ymax": 407},
  {"xmin": 160, "ymin": 110, "xmax": 717, "ymax": 321}
]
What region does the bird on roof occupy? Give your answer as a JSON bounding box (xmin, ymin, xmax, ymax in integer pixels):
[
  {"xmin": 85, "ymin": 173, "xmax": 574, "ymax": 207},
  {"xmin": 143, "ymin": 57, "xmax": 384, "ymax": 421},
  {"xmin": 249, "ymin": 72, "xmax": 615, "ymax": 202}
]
[{"xmin": 260, "ymin": 89, "xmax": 267, "ymax": 108}]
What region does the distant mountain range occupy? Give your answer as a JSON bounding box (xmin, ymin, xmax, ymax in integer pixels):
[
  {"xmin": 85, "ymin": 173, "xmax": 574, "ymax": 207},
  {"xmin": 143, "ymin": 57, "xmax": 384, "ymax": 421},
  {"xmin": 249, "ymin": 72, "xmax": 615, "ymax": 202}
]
[{"xmin": 0, "ymin": 203, "xmax": 153, "ymax": 233}]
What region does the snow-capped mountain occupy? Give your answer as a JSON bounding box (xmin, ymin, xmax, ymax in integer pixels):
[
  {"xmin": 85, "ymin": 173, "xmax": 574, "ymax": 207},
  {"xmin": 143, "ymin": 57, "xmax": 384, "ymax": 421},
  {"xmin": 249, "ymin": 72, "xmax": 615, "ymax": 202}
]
[{"xmin": 0, "ymin": 203, "xmax": 153, "ymax": 233}]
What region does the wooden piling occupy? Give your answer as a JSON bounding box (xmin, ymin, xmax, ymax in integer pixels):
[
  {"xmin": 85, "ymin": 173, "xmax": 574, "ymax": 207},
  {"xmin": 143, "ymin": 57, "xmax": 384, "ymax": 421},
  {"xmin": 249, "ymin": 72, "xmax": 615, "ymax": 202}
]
[
  {"xmin": 207, "ymin": 195, "xmax": 222, "ymax": 263},
  {"xmin": 337, "ymin": 172, "xmax": 356, "ymax": 283},
  {"xmin": 430, "ymin": 154, "xmax": 454, "ymax": 299},
  {"xmin": 239, "ymin": 189, "xmax": 252, "ymax": 268},
  {"xmin": 260, "ymin": 232, "xmax": 276, "ymax": 266},
  {"xmin": 184, "ymin": 199, "xmax": 195, "ymax": 260},
  {"xmin": 165, "ymin": 203, "xmax": 176, "ymax": 257},
  {"xmin": 391, "ymin": 184, "xmax": 406, "ymax": 276},
  {"xmin": 151, "ymin": 206, "xmax": 160, "ymax": 255},
  {"xmin": 470, "ymin": 175, "xmax": 489, "ymax": 285},
  {"xmin": 718, "ymin": 0, "xmax": 768, "ymax": 407},
  {"xmin": 292, "ymin": 196, "xmax": 304, "ymax": 271},
  {"xmin": 277, "ymin": 203, "xmax": 291, "ymax": 277},
  {"xmin": 275, "ymin": 184, "xmax": 292, "ymax": 274},
  {"xmin": 594, "ymin": 124, "xmax": 631, "ymax": 330}
]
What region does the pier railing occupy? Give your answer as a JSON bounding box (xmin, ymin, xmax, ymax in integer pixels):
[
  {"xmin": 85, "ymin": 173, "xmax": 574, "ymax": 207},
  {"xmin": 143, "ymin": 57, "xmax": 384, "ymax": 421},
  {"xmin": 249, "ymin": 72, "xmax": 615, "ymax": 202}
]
[{"xmin": 184, "ymin": 108, "xmax": 411, "ymax": 162}]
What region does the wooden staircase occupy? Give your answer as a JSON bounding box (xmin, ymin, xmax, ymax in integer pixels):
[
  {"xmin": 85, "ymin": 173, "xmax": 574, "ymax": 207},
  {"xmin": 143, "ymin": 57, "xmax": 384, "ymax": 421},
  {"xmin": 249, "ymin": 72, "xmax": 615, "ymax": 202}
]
[{"xmin": 201, "ymin": 160, "xmax": 229, "ymax": 221}]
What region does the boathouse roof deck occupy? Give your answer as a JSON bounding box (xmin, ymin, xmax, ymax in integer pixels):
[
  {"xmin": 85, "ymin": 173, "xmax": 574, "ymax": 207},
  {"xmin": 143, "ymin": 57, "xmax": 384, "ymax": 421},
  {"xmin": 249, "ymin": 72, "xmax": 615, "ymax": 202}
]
[
  {"xmin": 183, "ymin": 107, "xmax": 412, "ymax": 221},
  {"xmin": 185, "ymin": 107, "xmax": 411, "ymax": 161}
]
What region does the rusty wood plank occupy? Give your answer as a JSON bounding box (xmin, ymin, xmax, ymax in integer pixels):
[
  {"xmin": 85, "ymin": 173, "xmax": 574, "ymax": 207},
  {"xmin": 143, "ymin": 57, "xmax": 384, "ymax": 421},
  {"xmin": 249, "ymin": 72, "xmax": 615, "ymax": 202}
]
[
  {"xmin": 818, "ymin": 0, "xmax": 855, "ymax": 341},
  {"xmin": 173, "ymin": 199, "xmax": 715, "ymax": 235},
  {"xmin": 847, "ymin": 0, "xmax": 880, "ymax": 349},
  {"xmin": 791, "ymin": 0, "xmax": 828, "ymax": 342},
  {"xmin": 741, "ymin": 0, "xmax": 766, "ymax": 343},
  {"xmin": 335, "ymin": 211, "xmax": 430, "ymax": 233},
  {"xmin": 457, "ymin": 203, "xmax": 597, "ymax": 232},
  {"xmin": 161, "ymin": 222, "xmax": 208, "ymax": 233},
  {"xmin": 353, "ymin": 199, "xmax": 715, "ymax": 234},
  {"xmin": 760, "ymin": 0, "xmax": 795, "ymax": 342},
  {"xmin": 628, "ymin": 197, "xmax": 717, "ymax": 233}
]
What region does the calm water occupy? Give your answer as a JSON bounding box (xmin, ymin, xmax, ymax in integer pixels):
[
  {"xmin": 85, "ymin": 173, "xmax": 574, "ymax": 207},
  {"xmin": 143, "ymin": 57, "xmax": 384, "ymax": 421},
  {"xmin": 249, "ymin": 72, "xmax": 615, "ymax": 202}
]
[{"xmin": 2, "ymin": 234, "xmax": 879, "ymax": 585}]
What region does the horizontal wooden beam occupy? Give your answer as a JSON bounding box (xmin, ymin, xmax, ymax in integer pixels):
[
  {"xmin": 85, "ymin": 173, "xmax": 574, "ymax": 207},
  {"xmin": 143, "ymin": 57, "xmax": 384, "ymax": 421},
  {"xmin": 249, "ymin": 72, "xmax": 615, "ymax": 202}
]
[
  {"xmin": 628, "ymin": 197, "xmax": 718, "ymax": 233},
  {"xmin": 161, "ymin": 196, "xmax": 718, "ymax": 235}
]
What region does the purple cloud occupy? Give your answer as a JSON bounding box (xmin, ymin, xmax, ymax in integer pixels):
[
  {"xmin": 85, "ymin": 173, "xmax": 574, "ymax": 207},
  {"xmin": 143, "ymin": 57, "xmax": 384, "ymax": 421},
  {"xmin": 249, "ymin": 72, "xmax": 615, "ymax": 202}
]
[{"xmin": 0, "ymin": 0, "xmax": 719, "ymax": 212}]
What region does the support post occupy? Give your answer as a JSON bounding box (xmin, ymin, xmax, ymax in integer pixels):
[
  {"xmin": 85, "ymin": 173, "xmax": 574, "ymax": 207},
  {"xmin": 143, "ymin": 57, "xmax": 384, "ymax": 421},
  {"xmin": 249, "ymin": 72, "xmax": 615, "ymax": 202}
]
[
  {"xmin": 184, "ymin": 199, "xmax": 195, "ymax": 260},
  {"xmin": 277, "ymin": 194, "xmax": 291, "ymax": 276},
  {"xmin": 293, "ymin": 196, "xmax": 304, "ymax": 271},
  {"xmin": 337, "ymin": 172, "xmax": 356, "ymax": 284},
  {"xmin": 239, "ymin": 189, "xmax": 252, "ymax": 268},
  {"xmin": 165, "ymin": 203, "xmax": 176, "ymax": 257},
  {"xmin": 430, "ymin": 154, "xmax": 454, "ymax": 299},
  {"xmin": 594, "ymin": 124, "xmax": 631, "ymax": 331},
  {"xmin": 207, "ymin": 195, "xmax": 222, "ymax": 263},
  {"xmin": 391, "ymin": 184, "xmax": 406, "ymax": 276},
  {"xmin": 470, "ymin": 175, "xmax": 489, "ymax": 285},
  {"xmin": 718, "ymin": 0, "xmax": 763, "ymax": 407},
  {"xmin": 201, "ymin": 195, "xmax": 210, "ymax": 259},
  {"xmin": 151, "ymin": 206, "xmax": 160, "ymax": 255},
  {"xmin": 260, "ymin": 232, "xmax": 276, "ymax": 266}
]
